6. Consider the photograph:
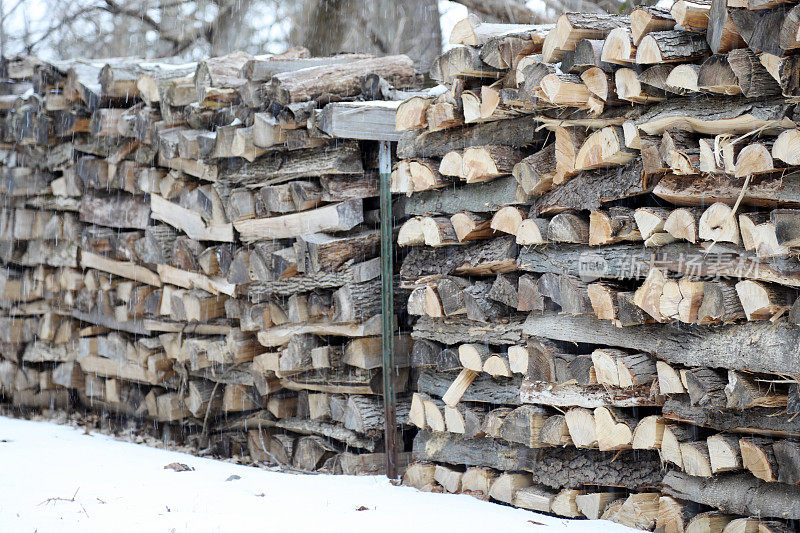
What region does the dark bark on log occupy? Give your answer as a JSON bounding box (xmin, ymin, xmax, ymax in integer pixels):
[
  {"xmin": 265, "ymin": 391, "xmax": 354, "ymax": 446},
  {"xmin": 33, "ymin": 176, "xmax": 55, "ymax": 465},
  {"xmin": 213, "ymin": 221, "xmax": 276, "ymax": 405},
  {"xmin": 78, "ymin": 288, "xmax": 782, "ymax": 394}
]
[
  {"xmin": 417, "ymin": 369, "xmax": 521, "ymax": 405},
  {"xmin": 79, "ymin": 190, "xmax": 150, "ymax": 230},
  {"xmin": 654, "ymin": 171, "xmax": 800, "ymax": 209},
  {"xmin": 400, "ymin": 235, "xmax": 518, "ymax": 279},
  {"xmin": 532, "ymin": 160, "xmax": 650, "ymax": 216},
  {"xmin": 413, "ymin": 430, "xmax": 663, "ymax": 490},
  {"xmin": 729, "ymin": 7, "xmax": 793, "ymax": 57},
  {"xmin": 218, "ymin": 142, "xmax": 363, "ymax": 187},
  {"xmin": 523, "ymin": 313, "xmax": 800, "ymax": 375},
  {"xmin": 636, "ymin": 95, "xmax": 793, "ymax": 137},
  {"xmin": 404, "ymin": 176, "xmax": 527, "ymax": 215}
]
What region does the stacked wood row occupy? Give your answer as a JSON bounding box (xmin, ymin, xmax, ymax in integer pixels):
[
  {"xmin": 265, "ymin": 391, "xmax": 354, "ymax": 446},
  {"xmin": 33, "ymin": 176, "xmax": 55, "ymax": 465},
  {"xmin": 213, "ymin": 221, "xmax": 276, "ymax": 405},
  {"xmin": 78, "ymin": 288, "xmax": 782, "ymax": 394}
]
[
  {"xmin": 0, "ymin": 50, "xmax": 421, "ymax": 474},
  {"xmin": 398, "ymin": 5, "xmax": 800, "ymax": 531}
]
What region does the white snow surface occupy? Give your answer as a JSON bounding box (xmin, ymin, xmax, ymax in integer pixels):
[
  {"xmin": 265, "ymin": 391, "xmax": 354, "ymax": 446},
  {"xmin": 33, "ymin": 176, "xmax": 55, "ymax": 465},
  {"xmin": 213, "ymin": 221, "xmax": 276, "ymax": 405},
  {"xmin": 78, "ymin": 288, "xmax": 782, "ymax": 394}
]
[{"xmin": 0, "ymin": 415, "xmax": 638, "ymax": 533}]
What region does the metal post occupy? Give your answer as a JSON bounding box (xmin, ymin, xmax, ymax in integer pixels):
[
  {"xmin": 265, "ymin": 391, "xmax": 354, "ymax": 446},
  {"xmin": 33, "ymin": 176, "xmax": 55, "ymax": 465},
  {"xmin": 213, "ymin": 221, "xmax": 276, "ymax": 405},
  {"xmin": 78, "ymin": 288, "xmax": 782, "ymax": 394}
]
[{"xmin": 378, "ymin": 140, "xmax": 398, "ymax": 479}]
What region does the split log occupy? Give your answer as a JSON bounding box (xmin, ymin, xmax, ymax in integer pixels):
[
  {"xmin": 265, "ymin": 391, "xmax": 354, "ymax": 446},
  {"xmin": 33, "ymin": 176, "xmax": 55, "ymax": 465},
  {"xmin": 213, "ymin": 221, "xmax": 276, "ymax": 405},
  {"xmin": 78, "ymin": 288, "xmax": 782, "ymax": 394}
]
[
  {"xmin": 546, "ymin": 212, "xmax": 589, "ymax": 244},
  {"xmin": 773, "ymin": 440, "xmax": 800, "ymax": 485},
  {"xmin": 551, "ymin": 489, "xmax": 584, "ymax": 518},
  {"xmin": 686, "ymin": 512, "xmax": 735, "ymax": 533},
  {"xmin": 396, "ymin": 96, "xmax": 432, "ymax": 131},
  {"xmin": 539, "ymin": 73, "xmax": 592, "ymax": 107},
  {"xmin": 450, "ymin": 212, "xmax": 495, "ymax": 242},
  {"xmin": 631, "ymin": 6, "xmax": 676, "ymax": 46},
  {"xmin": 460, "ymin": 145, "xmax": 520, "ymax": 183},
  {"xmin": 734, "ymin": 143, "xmax": 774, "ymax": 178},
  {"xmin": 564, "ymin": 407, "xmax": 596, "ymax": 449},
  {"xmin": 408, "ymin": 159, "xmax": 451, "ymax": 193},
  {"xmin": 539, "ymin": 415, "xmax": 572, "ymax": 447},
  {"xmin": 234, "ymin": 200, "xmax": 363, "ymax": 243},
  {"xmin": 706, "ymin": 0, "xmax": 746, "ymax": 54},
  {"xmin": 514, "ymin": 486, "xmax": 557, "ymax": 513},
  {"xmin": 582, "ymin": 67, "xmax": 618, "ymax": 103},
  {"xmin": 512, "ymin": 144, "xmax": 558, "ymax": 195},
  {"xmin": 735, "ymin": 280, "xmax": 794, "ymax": 320},
  {"xmin": 594, "ymin": 406, "xmax": 635, "ymax": 451},
  {"xmin": 634, "ymin": 268, "xmax": 668, "ymax": 322},
  {"xmin": 586, "ymin": 494, "xmax": 628, "ymax": 522},
  {"xmin": 707, "ymin": 434, "xmax": 743, "ymax": 474},
  {"xmin": 635, "ymin": 207, "xmax": 671, "ymax": 241},
  {"xmin": 403, "ymin": 463, "xmax": 436, "ymax": 490},
  {"xmin": 430, "ymin": 46, "xmax": 503, "ymax": 84},
  {"xmin": 490, "ymin": 206, "xmax": 525, "ymax": 236},
  {"xmin": 671, "ymin": 0, "xmax": 711, "ymax": 30},
  {"xmin": 685, "ymin": 367, "xmax": 728, "ymax": 409},
  {"xmin": 482, "ymin": 407, "xmax": 513, "ymax": 438},
  {"xmin": 616, "ymin": 67, "xmax": 667, "ymax": 104},
  {"xmin": 444, "ymin": 403, "xmax": 485, "ymax": 438},
  {"xmin": 740, "ymin": 437, "xmax": 779, "ymax": 482},
  {"xmin": 726, "ymin": 370, "xmax": 787, "ymax": 409},
  {"xmin": 632, "ymin": 415, "xmax": 665, "ymax": 450},
  {"xmin": 575, "ymin": 126, "xmax": 636, "ymax": 170},
  {"xmin": 665, "ymin": 208, "xmax": 700, "ymax": 244},
  {"xmin": 637, "ymin": 30, "xmax": 710, "ymax": 64},
  {"xmin": 681, "ymin": 441, "xmax": 714, "ymax": 477},
  {"xmin": 589, "ymin": 207, "xmax": 641, "ymax": 246},
  {"xmin": 666, "ymin": 64, "xmax": 701, "ymax": 94},
  {"xmin": 458, "ymin": 343, "xmax": 492, "ymax": 372},
  {"xmin": 614, "ymin": 493, "xmax": 661, "ymax": 531},
  {"xmin": 601, "ymin": 27, "xmax": 637, "ymax": 65},
  {"xmin": 498, "ymin": 404, "xmax": 549, "ymax": 448},
  {"xmin": 698, "ymin": 202, "xmax": 740, "ymax": 245},
  {"xmin": 441, "ymin": 368, "xmax": 479, "ymax": 408},
  {"xmin": 770, "ymin": 209, "xmax": 800, "ymax": 248},
  {"xmin": 434, "ymin": 465, "xmax": 462, "ymax": 494},
  {"xmin": 697, "ymin": 281, "xmax": 744, "ymax": 325},
  {"xmin": 460, "ymin": 467, "xmax": 497, "ymax": 497}
]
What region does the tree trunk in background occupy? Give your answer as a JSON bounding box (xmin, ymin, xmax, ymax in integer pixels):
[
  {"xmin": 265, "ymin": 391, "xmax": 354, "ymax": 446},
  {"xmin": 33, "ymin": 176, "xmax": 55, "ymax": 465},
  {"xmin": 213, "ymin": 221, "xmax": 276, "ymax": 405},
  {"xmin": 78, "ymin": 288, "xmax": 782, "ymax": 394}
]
[
  {"xmin": 297, "ymin": 0, "xmax": 442, "ymax": 72},
  {"xmin": 211, "ymin": 0, "xmax": 255, "ymax": 56}
]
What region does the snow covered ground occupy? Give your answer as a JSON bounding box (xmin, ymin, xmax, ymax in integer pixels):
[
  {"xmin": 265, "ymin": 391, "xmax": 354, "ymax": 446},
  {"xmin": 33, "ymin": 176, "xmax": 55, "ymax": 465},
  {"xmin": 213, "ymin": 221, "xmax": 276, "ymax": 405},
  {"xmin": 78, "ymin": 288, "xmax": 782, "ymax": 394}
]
[{"xmin": 0, "ymin": 415, "xmax": 637, "ymax": 533}]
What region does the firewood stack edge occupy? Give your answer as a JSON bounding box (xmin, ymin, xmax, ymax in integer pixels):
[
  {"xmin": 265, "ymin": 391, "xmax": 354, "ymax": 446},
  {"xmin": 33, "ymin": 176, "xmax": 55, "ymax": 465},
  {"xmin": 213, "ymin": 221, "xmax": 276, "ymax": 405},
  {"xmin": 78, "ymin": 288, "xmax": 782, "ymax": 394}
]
[
  {"xmin": 0, "ymin": 49, "xmax": 421, "ymax": 475},
  {"xmin": 397, "ymin": 3, "xmax": 800, "ymax": 532}
]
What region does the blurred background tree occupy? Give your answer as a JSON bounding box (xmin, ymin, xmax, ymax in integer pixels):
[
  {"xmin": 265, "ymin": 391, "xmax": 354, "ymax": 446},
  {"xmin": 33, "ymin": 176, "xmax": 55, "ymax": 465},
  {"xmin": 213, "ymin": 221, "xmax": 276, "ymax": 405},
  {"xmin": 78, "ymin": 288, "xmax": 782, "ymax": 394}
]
[{"xmin": 0, "ymin": 0, "xmax": 639, "ymax": 65}]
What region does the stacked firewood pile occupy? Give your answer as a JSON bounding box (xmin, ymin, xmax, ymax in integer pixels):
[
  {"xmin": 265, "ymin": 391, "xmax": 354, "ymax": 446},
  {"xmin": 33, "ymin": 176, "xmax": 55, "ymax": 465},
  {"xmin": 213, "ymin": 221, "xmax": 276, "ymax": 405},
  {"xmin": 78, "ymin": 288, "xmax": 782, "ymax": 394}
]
[
  {"xmin": 399, "ymin": 5, "xmax": 800, "ymax": 531},
  {"xmin": 0, "ymin": 50, "xmax": 423, "ymax": 474}
]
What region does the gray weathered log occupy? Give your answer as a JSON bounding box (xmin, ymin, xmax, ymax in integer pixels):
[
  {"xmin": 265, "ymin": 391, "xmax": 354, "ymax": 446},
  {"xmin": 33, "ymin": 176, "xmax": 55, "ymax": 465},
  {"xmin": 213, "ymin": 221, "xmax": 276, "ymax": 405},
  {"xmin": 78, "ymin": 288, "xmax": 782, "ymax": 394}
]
[
  {"xmin": 397, "ymin": 115, "xmax": 545, "ymax": 159},
  {"xmin": 413, "ymin": 430, "xmax": 662, "ymax": 490},
  {"xmin": 662, "ymin": 471, "xmax": 800, "ymax": 519},
  {"xmin": 524, "ymin": 313, "xmax": 800, "ymax": 375},
  {"xmin": 518, "ymin": 242, "xmax": 800, "ymax": 287},
  {"xmin": 412, "ymin": 316, "xmax": 526, "ymax": 346},
  {"xmin": 417, "ymin": 369, "xmax": 521, "ymax": 405},
  {"xmin": 404, "ymin": 175, "xmax": 527, "ymax": 215}
]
